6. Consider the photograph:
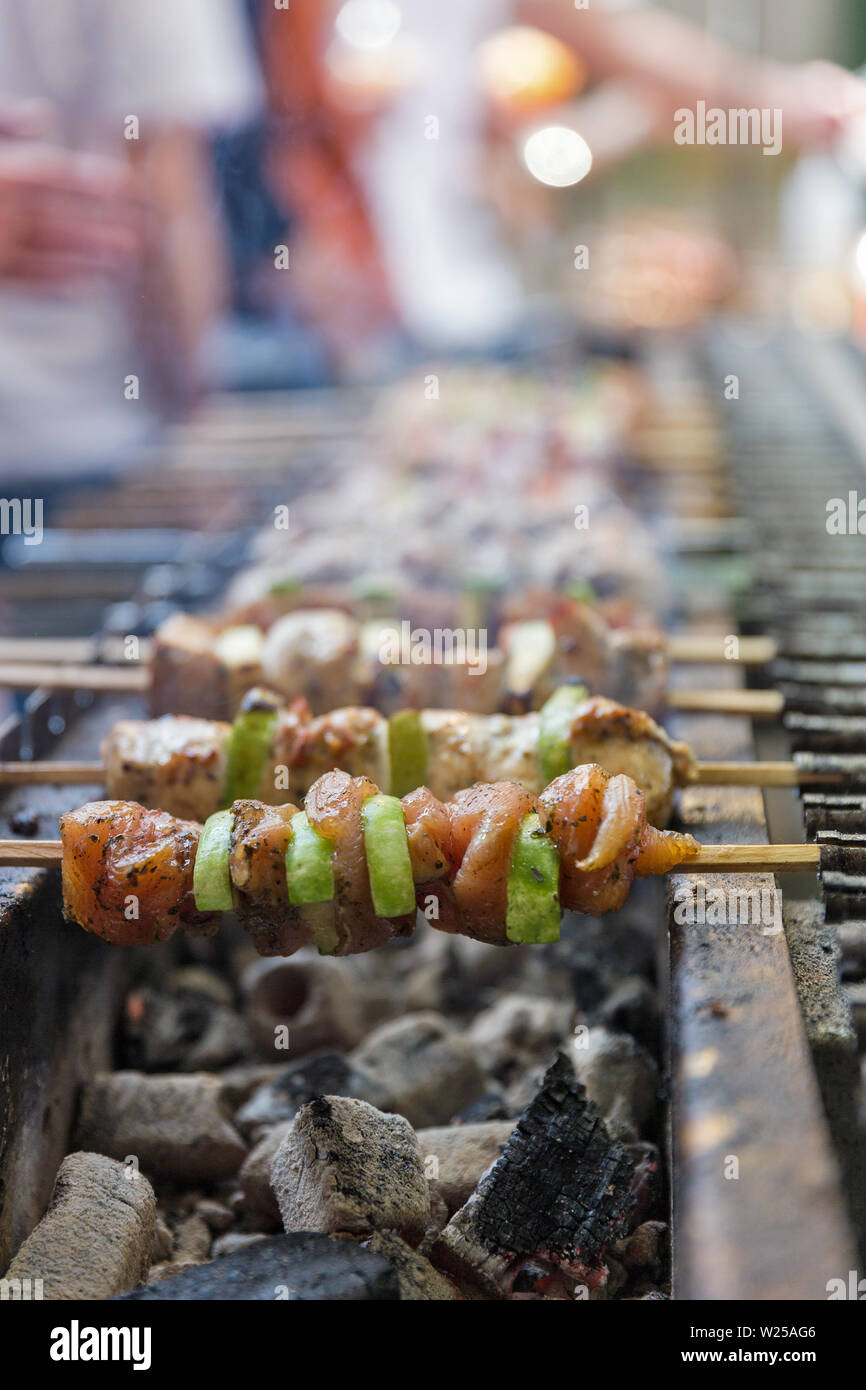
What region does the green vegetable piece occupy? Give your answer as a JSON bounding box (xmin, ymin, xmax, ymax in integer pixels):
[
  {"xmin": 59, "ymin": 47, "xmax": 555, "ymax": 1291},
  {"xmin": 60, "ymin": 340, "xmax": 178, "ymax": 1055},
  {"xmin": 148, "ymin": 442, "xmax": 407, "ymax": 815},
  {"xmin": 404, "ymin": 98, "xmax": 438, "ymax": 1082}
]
[
  {"xmin": 538, "ymin": 683, "xmax": 589, "ymax": 785},
  {"xmin": 388, "ymin": 710, "xmax": 429, "ymax": 797},
  {"xmin": 361, "ymin": 794, "xmax": 416, "ymax": 918},
  {"xmin": 224, "ymin": 698, "xmax": 279, "ymax": 804},
  {"xmin": 193, "ymin": 810, "xmax": 234, "ymax": 913},
  {"xmin": 506, "ymin": 813, "xmax": 561, "ymax": 945},
  {"xmin": 285, "ymin": 812, "xmax": 335, "ymax": 905}
]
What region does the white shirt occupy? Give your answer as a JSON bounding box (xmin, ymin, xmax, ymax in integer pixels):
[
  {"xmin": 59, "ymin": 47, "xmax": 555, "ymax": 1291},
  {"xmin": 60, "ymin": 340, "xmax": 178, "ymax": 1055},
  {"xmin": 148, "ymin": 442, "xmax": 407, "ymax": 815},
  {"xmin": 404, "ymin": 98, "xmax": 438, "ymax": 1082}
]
[{"xmin": 0, "ymin": 0, "xmax": 259, "ymax": 474}]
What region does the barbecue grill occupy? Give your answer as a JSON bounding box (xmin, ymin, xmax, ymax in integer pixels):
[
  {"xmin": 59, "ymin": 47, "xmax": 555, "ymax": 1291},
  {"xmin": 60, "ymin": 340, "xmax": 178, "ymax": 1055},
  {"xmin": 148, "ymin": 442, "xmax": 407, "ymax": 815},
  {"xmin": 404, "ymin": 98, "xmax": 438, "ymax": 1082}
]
[{"xmin": 1, "ymin": 337, "xmax": 864, "ymax": 1301}]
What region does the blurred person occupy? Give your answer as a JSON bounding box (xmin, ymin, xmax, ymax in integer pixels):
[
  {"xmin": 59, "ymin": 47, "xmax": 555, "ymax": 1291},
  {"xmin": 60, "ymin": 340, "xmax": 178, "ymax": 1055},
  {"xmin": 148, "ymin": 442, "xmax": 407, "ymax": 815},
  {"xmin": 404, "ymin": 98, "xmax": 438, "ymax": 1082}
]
[
  {"xmin": 209, "ymin": 0, "xmax": 334, "ymax": 390},
  {"xmin": 261, "ymin": 0, "xmax": 866, "ymax": 361},
  {"xmin": 0, "ymin": 0, "xmax": 259, "ymax": 478},
  {"xmin": 261, "ymin": 0, "xmax": 404, "ymax": 378}
]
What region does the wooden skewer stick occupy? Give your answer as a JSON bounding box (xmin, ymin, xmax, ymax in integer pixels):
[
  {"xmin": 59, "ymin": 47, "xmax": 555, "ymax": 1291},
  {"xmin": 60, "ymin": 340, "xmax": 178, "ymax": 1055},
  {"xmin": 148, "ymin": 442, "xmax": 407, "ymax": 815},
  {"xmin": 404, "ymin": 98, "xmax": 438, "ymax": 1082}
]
[
  {"xmin": 0, "ymin": 840, "xmax": 822, "ymax": 873},
  {"xmin": 667, "ymin": 688, "xmax": 784, "ymax": 717},
  {"xmin": 682, "ymin": 843, "xmax": 820, "ymax": 873},
  {"xmin": 0, "ymin": 761, "xmax": 106, "ymax": 785},
  {"xmin": 0, "ymin": 758, "xmax": 845, "ymax": 790},
  {"xmin": 666, "ymin": 634, "xmax": 778, "ymax": 665},
  {"xmin": 0, "ymin": 634, "xmax": 777, "ymax": 668},
  {"xmin": 0, "ymin": 661, "xmax": 787, "ymax": 720},
  {"xmin": 0, "ymin": 841, "xmax": 64, "ymax": 866},
  {"xmin": 690, "ymin": 761, "xmax": 830, "ymax": 787},
  {"xmin": 0, "ymin": 663, "xmax": 148, "ymax": 693},
  {"xmin": 0, "ymin": 637, "xmax": 153, "ymax": 665}
]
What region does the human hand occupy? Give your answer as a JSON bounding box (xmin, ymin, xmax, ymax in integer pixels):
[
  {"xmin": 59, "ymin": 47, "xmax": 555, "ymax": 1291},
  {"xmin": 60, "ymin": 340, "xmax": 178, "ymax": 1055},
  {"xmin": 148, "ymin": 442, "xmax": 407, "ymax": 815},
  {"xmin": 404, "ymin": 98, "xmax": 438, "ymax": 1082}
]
[
  {"xmin": 763, "ymin": 60, "xmax": 866, "ymax": 150},
  {"xmin": 0, "ymin": 140, "xmax": 140, "ymax": 286}
]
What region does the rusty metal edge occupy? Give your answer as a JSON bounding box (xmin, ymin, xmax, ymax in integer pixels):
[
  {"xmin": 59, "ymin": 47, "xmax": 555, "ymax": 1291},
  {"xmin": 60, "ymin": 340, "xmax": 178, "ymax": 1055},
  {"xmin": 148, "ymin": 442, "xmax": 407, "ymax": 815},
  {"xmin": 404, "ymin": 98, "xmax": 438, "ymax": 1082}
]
[{"xmin": 667, "ymin": 671, "xmax": 857, "ymax": 1298}]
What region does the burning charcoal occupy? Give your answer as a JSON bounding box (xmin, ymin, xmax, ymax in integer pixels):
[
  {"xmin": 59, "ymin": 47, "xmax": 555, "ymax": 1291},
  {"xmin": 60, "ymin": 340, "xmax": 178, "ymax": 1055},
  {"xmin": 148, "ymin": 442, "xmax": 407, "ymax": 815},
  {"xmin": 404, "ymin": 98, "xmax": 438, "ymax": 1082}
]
[
  {"xmin": 504, "ymin": 1065, "xmax": 550, "ymax": 1116},
  {"xmin": 169, "ymin": 964, "xmax": 234, "ymax": 1004},
  {"xmin": 390, "ymin": 934, "xmax": 491, "ymax": 1017},
  {"xmin": 455, "ymin": 1091, "xmax": 511, "ymax": 1124},
  {"xmin": 416, "ymin": 1122, "xmax": 515, "ymax": 1218},
  {"xmin": 429, "ymin": 1191, "xmax": 450, "ymax": 1232},
  {"xmin": 172, "ymin": 1213, "xmax": 212, "ymax": 1262},
  {"xmin": 546, "ymin": 911, "xmax": 658, "ymax": 1011},
  {"xmin": 239, "ymin": 1123, "xmax": 292, "ymax": 1226},
  {"xmin": 241, "ymin": 956, "xmax": 366, "ymax": 1059},
  {"xmin": 195, "ymin": 1198, "xmax": 234, "ymax": 1234},
  {"xmin": 510, "ymin": 1259, "xmax": 577, "ymax": 1300},
  {"xmin": 122, "ymin": 984, "xmax": 250, "ymax": 1073},
  {"xmin": 598, "ymin": 976, "xmax": 660, "ymax": 1054},
  {"xmin": 469, "ymin": 993, "xmax": 574, "ymax": 1084},
  {"xmin": 212, "ymin": 1232, "xmax": 268, "ymax": 1258},
  {"xmin": 235, "ymin": 1050, "xmax": 388, "ymax": 1139},
  {"xmin": 450, "ymin": 935, "xmax": 529, "ymax": 992},
  {"xmin": 362, "ymin": 1232, "xmax": 460, "ymax": 1300},
  {"xmin": 153, "ymin": 1217, "xmax": 173, "ymax": 1262},
  {"xmin": 4, "ymin": 1152, "xmax": 156, "ymax": 1300},
  {"xmin": 433, "ymin": 1053, "xmax": 635, "ymax": 1297},
  {"xmin": 626, "ymin": 1142, "xmax": 663, "ymax": 1224},
  {"xmin": 218, "ymin": 1063, "xmax": 285, "ymax": 1110},
  {"xmin": 121, "ymin": 1233, "xmax": 400, "ymax": 1301},
  {"xmin": 572, "ymin": 1027, "xmax": 658, "ymax": 1142},
  {"xmin": 148, "ymin": 1261, "xmax": 199, "ymax": 1285},
  {"xmin": 349, "ymin": 1013, "xmax": 485, "ymax": 1128},
  {"xmin": 10, "ymin": 808, "xmax": 39, "ymax": 836},
  {"xmin": 602, "ymin": 1255, "xmax": 629, "ymax": 1299},
  {"xmin": 270, "ymin": 1096, "xmax": 431, "ymax": 1240},
  {"xmin": 351, "ymin": 930, "xmax": 449, "ymax": 1016},
  {"xmin": 75, "ymin": 1073, "xmax": 248, "ymax": 1183},
  {"xmin": 618, "ymin": 1220, "xmax": 668, "ymax": 1281}
]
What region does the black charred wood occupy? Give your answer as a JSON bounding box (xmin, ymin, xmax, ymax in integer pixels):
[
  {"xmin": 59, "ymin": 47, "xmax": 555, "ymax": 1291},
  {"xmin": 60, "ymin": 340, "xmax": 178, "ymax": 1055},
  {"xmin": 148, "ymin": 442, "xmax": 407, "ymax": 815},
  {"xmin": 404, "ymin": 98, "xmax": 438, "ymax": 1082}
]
[
  {"xmin": 783, "ymin": 685, "xmax": 866, "ymax": 716},
  {"xmin": 785, "ymin": 714, "xmax": 866, "ymax": 753},
  {"xmin": 807, "ymin": 805, "xmax": 866, "ymax": 837},
  {"xmin": 818, "ymin": 838, "xmax": 866, "ymax": 874},
  {"xmin": 118, "ymin": 1233, "xmax": 400, "ymax": 1301},
  {"xmin": 796, "ymin": 755, "xmax": 866, "ymax": 791},
  {"xmin": 433, "ymin": 1052, "xmax": 635, "ymax": 1296}
]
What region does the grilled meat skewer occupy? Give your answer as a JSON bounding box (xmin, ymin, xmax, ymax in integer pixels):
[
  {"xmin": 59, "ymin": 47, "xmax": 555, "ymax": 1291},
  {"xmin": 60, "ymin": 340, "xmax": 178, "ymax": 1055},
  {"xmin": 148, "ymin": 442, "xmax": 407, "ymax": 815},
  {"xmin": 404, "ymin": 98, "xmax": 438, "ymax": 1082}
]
[
  {"xmin": 99, "ymin": 687, "xmax": 695, "ymax": 828},
  {"xmin": 58, "ymin": 766, "xmax": 700, "ymax": 956}
]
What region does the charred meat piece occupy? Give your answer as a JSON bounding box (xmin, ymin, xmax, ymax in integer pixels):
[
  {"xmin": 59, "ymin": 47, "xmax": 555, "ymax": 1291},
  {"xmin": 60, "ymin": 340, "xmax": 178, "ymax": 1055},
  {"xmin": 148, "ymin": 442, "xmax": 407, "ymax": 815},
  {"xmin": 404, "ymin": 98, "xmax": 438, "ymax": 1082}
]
[{"xmin": 60, "ymin": 800, "xmax": 214, "ymax": 946}]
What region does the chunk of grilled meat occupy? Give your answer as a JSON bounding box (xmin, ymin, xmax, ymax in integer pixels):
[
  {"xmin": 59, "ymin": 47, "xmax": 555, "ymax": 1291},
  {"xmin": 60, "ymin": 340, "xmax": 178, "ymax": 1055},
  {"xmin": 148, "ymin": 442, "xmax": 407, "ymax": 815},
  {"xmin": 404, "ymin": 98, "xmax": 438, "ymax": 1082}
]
[
  {"xmin": 102, "ymin": 692, "xmax": 694, "ymax": 827},
  {"xmin": 59, "ymin": 801, "xmax": 214, "ymax": 946},
  {"xmin": 60, "ymin": 768, "xmax": 699, "ymax": 954},
  {"xmin": 150, "ymin": 596, "xmax": 667, "ymax": 722}
]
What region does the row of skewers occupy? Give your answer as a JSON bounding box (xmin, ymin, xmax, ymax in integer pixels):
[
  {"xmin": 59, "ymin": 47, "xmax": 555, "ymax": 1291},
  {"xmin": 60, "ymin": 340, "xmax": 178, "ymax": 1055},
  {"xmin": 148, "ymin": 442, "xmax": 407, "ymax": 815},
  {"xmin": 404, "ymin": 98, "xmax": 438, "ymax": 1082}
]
[
  {"xmin": 0, "ymin": 372, "xmax": 821, "ymax": 960},
  {"xmin": 0, "ymin": 679, "xmax": 828, "ymax": 957},
  {"xmin": 0, "ymin": 593, "xmax": 782, "ymax": 722}
]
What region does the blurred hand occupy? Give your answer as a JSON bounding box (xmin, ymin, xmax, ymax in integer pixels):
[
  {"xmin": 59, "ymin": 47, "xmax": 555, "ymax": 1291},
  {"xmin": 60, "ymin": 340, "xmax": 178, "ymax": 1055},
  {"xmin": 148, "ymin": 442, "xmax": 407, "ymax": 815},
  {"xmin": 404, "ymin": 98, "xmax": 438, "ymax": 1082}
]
[
  {"xmin": 0, "ymin": 141, "xmax": 140, "ymax": 287},
  {"xmin": 764, "ymin": 61, "xmax": 866, "ymax": 149}
]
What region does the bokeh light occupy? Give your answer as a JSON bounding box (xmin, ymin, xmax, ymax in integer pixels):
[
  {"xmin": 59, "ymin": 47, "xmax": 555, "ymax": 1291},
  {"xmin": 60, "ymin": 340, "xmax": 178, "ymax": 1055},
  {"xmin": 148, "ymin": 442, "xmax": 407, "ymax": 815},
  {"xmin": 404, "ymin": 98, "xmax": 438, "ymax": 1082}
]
[
  {"xmin": 522, "ymin": 125, "xmax": 592, "ymax": 187},
  {"xmin": 478, "ymin": 26, "xmax": 585, "ymax": 112},
  {"xmin": 334, "ymin": 0, "xmax": 402, "ymax": 51}
]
